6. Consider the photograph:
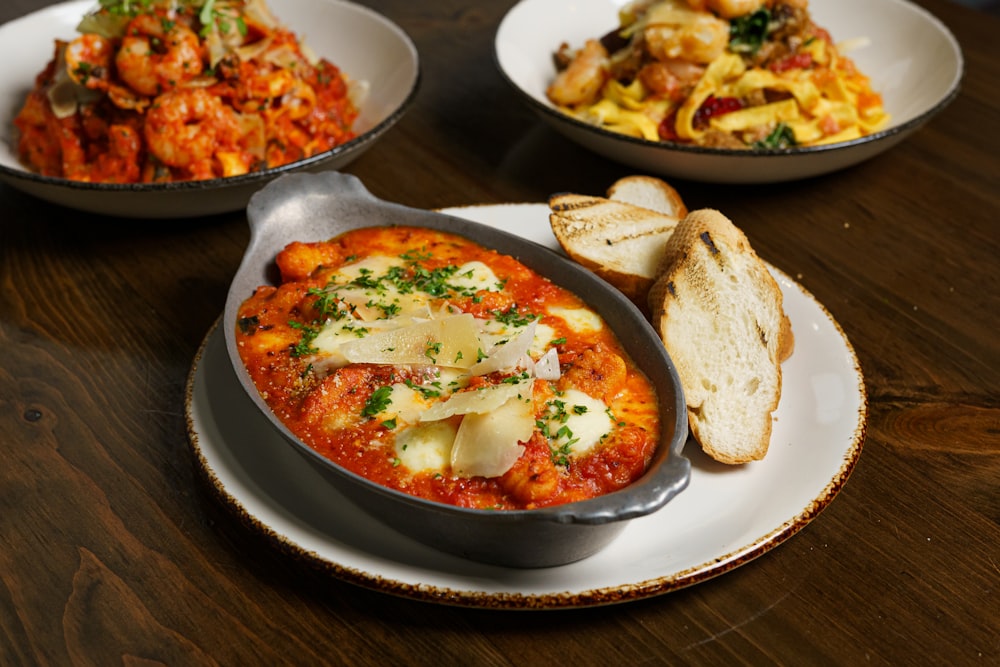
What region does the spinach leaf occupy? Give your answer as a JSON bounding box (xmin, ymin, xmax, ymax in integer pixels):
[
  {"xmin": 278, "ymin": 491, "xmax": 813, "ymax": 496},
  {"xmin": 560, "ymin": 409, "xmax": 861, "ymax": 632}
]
[
  {"xmin": 729, "ymin": 8, "xmax": 772, "ymax": 54},
  {"xmin": 753, "ymin": 123, "xmax": 798, "ymax": 150}
]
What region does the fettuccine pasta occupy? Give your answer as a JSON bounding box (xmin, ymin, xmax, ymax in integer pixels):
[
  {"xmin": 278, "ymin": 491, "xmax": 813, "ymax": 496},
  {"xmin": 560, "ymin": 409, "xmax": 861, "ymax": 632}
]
[{"xmin": 547, "ymin": 0, "xmax": 889, "ymax": 149}]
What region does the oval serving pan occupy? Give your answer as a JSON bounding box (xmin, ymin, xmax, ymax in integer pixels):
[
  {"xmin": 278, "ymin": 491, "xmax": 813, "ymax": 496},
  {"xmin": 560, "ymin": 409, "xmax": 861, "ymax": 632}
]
[{"xmin": 222, "ymin": 171, "xmax": 690, "ymax": 567}]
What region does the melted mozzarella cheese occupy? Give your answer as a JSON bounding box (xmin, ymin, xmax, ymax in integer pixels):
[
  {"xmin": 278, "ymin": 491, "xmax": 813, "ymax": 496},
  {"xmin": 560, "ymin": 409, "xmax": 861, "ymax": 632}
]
[
  {"xmin": 449, "ymin": 261, "xmax": 503, "ymax": 293},
  {"xmin": 334, "ymin": 254, "xmax": 398, "ymax": 280},
  {"xmin": 548, "ymin": 306, "xmax": 604, "ymax": 334},
  {"xmin": 330, "ymin": 254, "xmax": 435, "ymax": 322},
  {"xmin": 530, "ymin": 322, "xmax": 558, "ymax": 357},
  {"xmin": 383, "ymin": 382, "xmax": 434, "ymax": 426},
  {"xmin": 394, "ymin": 421, "xmax": 458, "ymax": 472},
  {"xmin": 545, "ymin": 389, "xmax": 613, "ymax": 457},
  {"xmin": 311, "ymin": 320, "xmax": 367, "ymax": 367}
]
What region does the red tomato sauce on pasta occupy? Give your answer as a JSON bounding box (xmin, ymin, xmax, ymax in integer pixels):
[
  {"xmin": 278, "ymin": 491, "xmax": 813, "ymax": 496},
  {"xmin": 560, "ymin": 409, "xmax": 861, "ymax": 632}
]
[{"xmin": 235, "ymin": 226, "xmax": 659, "ymax": 510}]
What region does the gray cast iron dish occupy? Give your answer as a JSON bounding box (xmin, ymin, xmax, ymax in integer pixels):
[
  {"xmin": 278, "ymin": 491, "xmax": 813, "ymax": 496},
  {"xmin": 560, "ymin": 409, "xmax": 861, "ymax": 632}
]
[{"xmin": 223, "ymin": 171, "xmax": 691, "ymax": 567}]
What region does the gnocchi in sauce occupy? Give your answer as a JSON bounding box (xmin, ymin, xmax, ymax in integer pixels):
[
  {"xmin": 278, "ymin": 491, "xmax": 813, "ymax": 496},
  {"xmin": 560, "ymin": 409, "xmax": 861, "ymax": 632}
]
[{"xmin": 235, "ymin": 226, "xmax": 659, "ymax": 510}]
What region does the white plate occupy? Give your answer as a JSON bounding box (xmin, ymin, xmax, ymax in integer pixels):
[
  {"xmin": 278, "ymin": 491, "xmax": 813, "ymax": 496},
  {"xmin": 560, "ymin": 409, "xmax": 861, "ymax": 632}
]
[
  {"xmin": 0, "ymin": 0, "xmax": 419, "ymax": 218},
  {"xmin": 495, "ymin": 0, "xmax": 963, "ymax": 183},
  {"xmin": 185, "ymin": 203, "xmax": 866, "ymax": 608}
]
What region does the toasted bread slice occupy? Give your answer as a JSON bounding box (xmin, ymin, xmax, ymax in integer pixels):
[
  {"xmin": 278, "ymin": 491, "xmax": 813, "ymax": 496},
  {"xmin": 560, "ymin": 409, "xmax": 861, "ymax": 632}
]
[
  {"xmin": 548, "ymin": 193, "xmax": 682, "ymax": 304},
  {"xmin": 648, "ymin": 209, "xmax": 787, "ymax": 464},
  {"xmin": 606, "ymin": 175, "xmax": 688, "ymax": 218}
]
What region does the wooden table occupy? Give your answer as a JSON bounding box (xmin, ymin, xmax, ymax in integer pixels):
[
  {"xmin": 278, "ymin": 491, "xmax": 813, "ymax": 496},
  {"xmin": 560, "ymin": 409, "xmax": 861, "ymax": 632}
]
[{"xmin": 2, "ymin": 0, "xmax": 997, "ymax": 664}]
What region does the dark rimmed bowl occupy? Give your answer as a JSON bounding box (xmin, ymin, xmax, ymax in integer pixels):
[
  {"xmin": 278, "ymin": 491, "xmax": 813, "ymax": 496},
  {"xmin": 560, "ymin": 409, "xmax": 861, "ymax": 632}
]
[
  {"xmin": 0, "ymin": 0, "xmax": 419, "ymax": 218},
  {"xmin": 222, "ymin": 171, "xmax": 690, "ymax": 567}
]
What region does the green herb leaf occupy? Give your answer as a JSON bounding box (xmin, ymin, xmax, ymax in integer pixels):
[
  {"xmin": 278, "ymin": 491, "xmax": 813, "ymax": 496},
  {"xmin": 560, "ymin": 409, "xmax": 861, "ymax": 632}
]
[
  {"xmin": 753, "ymin": 122, "xmax": 798, "ymax": 149},
  {"xmin": 361, "ymin": 386, "xmax": 393, "ymax": 418},
  {"xmin": 729, "ymin": 8, "xmax": 771, "ymax": 54}
]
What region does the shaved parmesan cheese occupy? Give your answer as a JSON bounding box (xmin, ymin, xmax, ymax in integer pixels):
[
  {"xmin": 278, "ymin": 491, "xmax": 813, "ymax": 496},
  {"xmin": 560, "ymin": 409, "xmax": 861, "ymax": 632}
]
[
  {"xmin": 420, "ymin": 380, "xmax": 534, "ymax": 422},
  {"xmin": 340, "ymin": 313, "xmax": 480, "ymax": 367},
  {"xmin": 534, "ymin": 347, "xmax": 561, "ymax": 380},
  {"xmin": 470, "ymin": 320, "xmax": 537, "ymax": 375},
  {"xmin": 451, "ymin": 394, "xmax": 535, "ymax": 478}
]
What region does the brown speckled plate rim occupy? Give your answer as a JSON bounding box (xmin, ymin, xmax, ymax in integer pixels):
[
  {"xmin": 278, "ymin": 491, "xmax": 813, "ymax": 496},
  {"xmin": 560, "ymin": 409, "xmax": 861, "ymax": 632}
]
[{"xmin": 183, "ymin": 203, "xmax": 866, "ymax": 610}]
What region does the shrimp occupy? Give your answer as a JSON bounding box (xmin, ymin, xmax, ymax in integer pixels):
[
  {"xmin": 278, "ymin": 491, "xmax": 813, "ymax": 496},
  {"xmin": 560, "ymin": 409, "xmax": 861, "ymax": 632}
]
[
  {"xmin": 637, "ymin": 58, "xmax": 706, "ymax": 100},
  {"xmin": 643, "ymin": 10, "xmax": 730, "ymax": 64},
  {"xmin": 546, "ymin": 39, "xmax": 610, "ymax": 107},
  {"xmin": 557, "ymin": 343, "xmax": 628, "ymax": 403},
  {"xmin": 499, "ymin": 436, "xmax": 560, "ymax": 507},
  {"xmin": 88, "ymin": 123, "xmax": 142, "ymax": 183},
  {"xmin": 144, "ymin": 88, "xmax": 237, "ymax": 171},
  {"xmin": 251, "ymin": 69, "xmax": 318, "ymax": 121},
  {"xmin": 115, "ymin": 14, "xmax": 203, "ymax": 97},
  {"xmin": 65, "ymin": 34, "xmax": 114, "ymax": 90}
]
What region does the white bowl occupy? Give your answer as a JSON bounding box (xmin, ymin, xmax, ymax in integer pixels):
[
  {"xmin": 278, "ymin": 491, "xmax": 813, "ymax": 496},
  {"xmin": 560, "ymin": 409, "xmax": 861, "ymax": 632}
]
[
  {"xmin": 495, "ymin": 0, "xmax": 963, "ymax": 184},
  {"xmin": 0, "ymin": 0, "xmax": 419, "ymax": 218}
]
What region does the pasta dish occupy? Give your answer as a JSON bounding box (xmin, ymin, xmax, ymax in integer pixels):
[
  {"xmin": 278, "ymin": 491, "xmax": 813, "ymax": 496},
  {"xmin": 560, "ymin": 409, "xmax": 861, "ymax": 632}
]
[
  {"xmin": 235, "ymin": 226, "xmax": 660, "ymax": 510},
  {"xmin": 547, "ymin": 0, "xmax": 890, "ymax": 149},
  {"xmin": 14, "ymin": 0, "xmax": 361, "ymax": 183}
]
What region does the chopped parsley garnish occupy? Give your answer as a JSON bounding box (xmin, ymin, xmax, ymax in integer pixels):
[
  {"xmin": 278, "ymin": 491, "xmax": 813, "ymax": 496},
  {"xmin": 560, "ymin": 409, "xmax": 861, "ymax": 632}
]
[
  {"xmin": 399, "ymin": 248, "xmax": 432, "ymax": 262},
  {"xmin": 425, "ymin": 341, "xmax": 443, "ymax": 363},
  {"xmin": 405, "ymin": 378, "xmax": 442, "ymax": 399},
  {"xmin": 491, "ymin": 305, "xmax": 538, "ymax": 327},
  {"xmin": 288, "ymin": 320, "xmax": 320, "ymax": 357},
  {"xmin": 307, "ymin": 286, "xmax": 348, "ymax": 321},
  {"xmin": 361, "ymin": 386, "xmax": 393, "ymax": 419},
  {"xmin": 500, "ymin": 371, "xmax": 531, "ymax": 385},
  {"xmin": 539, "ymin": 398, "xmax": 584, "ymax": 467}
]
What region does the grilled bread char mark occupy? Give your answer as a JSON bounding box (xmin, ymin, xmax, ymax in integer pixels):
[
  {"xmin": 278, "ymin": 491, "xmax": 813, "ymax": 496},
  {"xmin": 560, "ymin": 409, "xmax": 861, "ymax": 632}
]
[{"xmin": 648, "ymin": 209, "xmax": 793, "ymax": 464}]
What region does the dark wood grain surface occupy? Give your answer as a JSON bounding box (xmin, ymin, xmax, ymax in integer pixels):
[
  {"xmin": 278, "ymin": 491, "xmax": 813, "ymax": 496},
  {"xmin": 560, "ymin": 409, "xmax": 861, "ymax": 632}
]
[{"xmin": 2, "ymin": 0, "xmax": 997, "ymax": 664}]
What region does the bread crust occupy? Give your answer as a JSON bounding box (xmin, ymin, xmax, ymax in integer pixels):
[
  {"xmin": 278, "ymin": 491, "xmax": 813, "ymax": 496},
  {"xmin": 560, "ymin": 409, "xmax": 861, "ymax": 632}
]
[
  {"xmin": 606, "ymin": 175, "xmax": 689, "ymax": 218},
  {"xmin": 648, "ymin": 209, "xmax": 786, "ymax": 464},
  {"xmin": 547, "ymin": 179, "xmax": 794, "ymax": 465},
  {"xmin": 548, "ymin": 193, "xmax": 681, "ymax": 305}
]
